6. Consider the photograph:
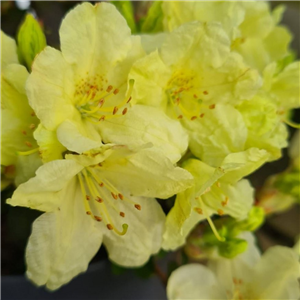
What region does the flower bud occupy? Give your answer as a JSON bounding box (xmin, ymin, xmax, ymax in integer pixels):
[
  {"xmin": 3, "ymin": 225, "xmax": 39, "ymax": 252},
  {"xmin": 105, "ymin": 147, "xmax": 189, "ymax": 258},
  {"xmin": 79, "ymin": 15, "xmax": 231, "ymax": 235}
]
[
  {"xmin": 218, "ymin": 238, "xmax": 248, "ymax": 259},
  {"xmin": 17, "ymin": 14, "xmax": 46, "ymax": 70}
]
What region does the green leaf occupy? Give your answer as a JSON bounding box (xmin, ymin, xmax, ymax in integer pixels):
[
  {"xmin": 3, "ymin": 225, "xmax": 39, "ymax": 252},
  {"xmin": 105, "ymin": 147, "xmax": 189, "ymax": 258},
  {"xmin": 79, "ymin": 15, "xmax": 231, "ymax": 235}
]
[{"xmin": 17, "ymin": 13, "xmax": 46, "ymax": 71}]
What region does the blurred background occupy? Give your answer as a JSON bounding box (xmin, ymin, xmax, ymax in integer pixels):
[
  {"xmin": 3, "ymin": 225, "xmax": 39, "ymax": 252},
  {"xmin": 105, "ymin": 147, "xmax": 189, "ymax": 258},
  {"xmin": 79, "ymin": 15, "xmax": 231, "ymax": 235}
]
[{"xmin": 1, "ymin": 1, "xmax": 299, "ymax": 299}]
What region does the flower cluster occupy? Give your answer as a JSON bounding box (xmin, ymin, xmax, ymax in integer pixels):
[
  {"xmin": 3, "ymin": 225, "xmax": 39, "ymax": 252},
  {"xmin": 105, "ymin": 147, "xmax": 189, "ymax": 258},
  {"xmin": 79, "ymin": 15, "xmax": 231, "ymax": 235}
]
[{"xmin": 1, "ymin": 1, "xmax": 299, "ymax": 296}]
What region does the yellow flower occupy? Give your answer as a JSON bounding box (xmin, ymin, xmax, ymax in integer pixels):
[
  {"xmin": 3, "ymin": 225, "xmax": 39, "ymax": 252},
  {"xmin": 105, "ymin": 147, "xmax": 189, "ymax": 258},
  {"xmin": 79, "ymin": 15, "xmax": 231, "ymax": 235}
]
[
  {"xmin": 8, "ymin": 145, "xmax": 193, "ymax": 290},
  {"xmin": 163, "ymin": 149, "xmax": 269, "ymax": 250},
  {"xmin": 1, "ymin": 31, "xmax": 41, "ymax": 188},
  {"xmin": 167, "ymin": 234, "xmax": 299, "ymax": 300},
  {"xmin": 162, "ymin": 1, "xmax": 292, "ymax": 72}
]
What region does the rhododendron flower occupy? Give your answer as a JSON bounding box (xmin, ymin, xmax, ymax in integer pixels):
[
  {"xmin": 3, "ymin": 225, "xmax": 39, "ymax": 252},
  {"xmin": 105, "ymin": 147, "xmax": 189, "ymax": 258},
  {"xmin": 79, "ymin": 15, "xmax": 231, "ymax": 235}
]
[
  {"xmin": 1, "ymin": 31, "xmax": 41, "ymax": 188},
  {"xmin": 167, "ymin": 234, "xmax": 300, "ymax": 299},
  {"xmin": 8, "ymin": 145, "xmax": 193, "ymax": 290},
  {"xmin": 163, "ymin": 149, "xmax": 269, "ymax": 250},
  {"xmin": 162, "ymin": 1, "xmax": 292, "ymax": 72}
]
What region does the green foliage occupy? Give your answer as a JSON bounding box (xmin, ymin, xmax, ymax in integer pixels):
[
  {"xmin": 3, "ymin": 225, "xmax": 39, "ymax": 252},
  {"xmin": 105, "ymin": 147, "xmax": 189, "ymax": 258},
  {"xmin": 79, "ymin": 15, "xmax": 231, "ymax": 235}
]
[{"xmin": 140, "ymin": 1, "xmax": 163, "ymax": 33}]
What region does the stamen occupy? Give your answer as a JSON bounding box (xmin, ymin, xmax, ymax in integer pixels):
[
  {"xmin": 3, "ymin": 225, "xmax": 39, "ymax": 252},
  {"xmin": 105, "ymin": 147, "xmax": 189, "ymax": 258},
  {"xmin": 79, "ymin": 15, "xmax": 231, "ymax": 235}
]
[
  {"xmin": 17, "ymin": 147, "xmax": 39, "ymax": 156},
  {"xmin": 283, "ymin": 119, "xmax": 300, "ymax": 129},
  {"xmin": 197, "ymin": 197, "xmax": 225, "ymax": 242},
  {"xmin": 217, "ymin": 209, "xmax": 224, "ymax": 216},
  {"xmin": 84, "ymin": 168, "xmax": 129, "ymax": 236},
  {"xmin": 122, "ymin": 108, "xmax": 127, "ymax": 115},
  {"xmin": 94, "ymin": 216, "xmax": 102, "ymax": 222},
  {"xmin": 96, "ymin": 196, "xmax": 103, "ymax": 203},
  {"xmin": 194, "ymin": 207, "xmax": 203, "ymax": 214},
  {"xmin": 113, "ymin": 106, "xmax": 118, "ymax": 115},
  {"xmin": 191, "ymin": 116, "xmax": 197, "ymax": 121},
  {"xmin": 25, "ymin": 141, "xmax": 32, "ymax": 148},
  {"xmin": 29, "ymin": 124, "xmax": 36, "ymax": 130},
  {"xmin": 222, "ymin": 197, "xmax": 228, "ymax": 207},
  {"xmin": 209, "ymin": 104, "xmax": 215, "ymax": 109},
  {"xmin": 111, "ymin": 192, "xmax": 118, "ymax": 200},
  {"xmin": 120, "ymin": 212, "xmax": 125, "ymax": 217},
  {"xmin": 200, "ymin": 113, "xmax": 205, "ymax": 118},
  {"xmin": 118, "ymin": 193, "xmax": 124, "ymax": 200},
  {"xmin": 203, "ymin": 91, "xmax": 208, "ymax": 95},
  {"xmin": 106, "ymin": 85, "xmax": 113, "ymax": 93},
  {"xmin": 78, "ymin": 174, "xmax": 94, "ymax": 218},
  {"xmin": 22, "ymin": 130, "xmax": 27, "ymax": 135},
  {"xmin": 134, "ymin": 204, "xmax": 141, "ymax": 210}
]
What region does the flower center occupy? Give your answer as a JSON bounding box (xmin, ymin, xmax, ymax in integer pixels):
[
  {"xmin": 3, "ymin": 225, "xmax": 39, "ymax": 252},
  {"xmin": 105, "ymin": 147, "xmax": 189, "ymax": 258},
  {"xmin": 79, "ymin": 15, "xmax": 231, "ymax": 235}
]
[
  {"xmin": 74, "ymin": 74, "xmax": 133, "ymax": 124},
  {"xmin": 77, "ymin": 164, "xmax": 142, "ymax": 236},
  {"xmin": 228, "ymin": 277, "xmax": 246, "ymax": 300},
  {"xmin": 165, "ymin": 70, "xmax": 214, "ymax": 120}
]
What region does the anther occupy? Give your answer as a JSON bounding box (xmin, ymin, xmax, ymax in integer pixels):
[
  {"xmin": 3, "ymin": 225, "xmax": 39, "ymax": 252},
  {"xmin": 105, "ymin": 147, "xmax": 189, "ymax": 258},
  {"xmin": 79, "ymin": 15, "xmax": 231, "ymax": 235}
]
[
  {"xmin": 217, "ymin": 209, "xmax": 224, "ymax": 216},
  {"xmin": 120, "ymin": 212, "xmax": 125, "ymax": 217},
  {"xmin": 216, "ymin": 182, "xmax": 221, "ymax": 188},
  {"xmin": 222, "ymin": 197, "xmax": 229, "ymax": 207},
  {"xmin": 193, "ymin": 94, "xmax": 198, "ymax": 98},
  {"xmin": 200, "ymin": 113, "xmax": 205, "ymax": 118},
  {"xmin": 194, "ymin": 207, "xmax": 203, "ymax": 214},
  {"xmin": 127, "ymin": 96, "xmax": 132, "ymax": 103},
  {"xmin": 25, "ymin": 141, "xmax": 32, "ymax": 148},
  {"xmin": 113, "ymin": 89, "xmax": 119, "ymax": 95},
  {"xmin": 29, "ymin": 123, "xmax": 36, "ymax": 130},
  {"xmin": 203, "ymin": 91, "xmax": 208, "ymax": 95},
  {"xmin": 22, "ymin": 130, "xmax": 27, "ymax": 135},
  {"xmin": 99, "ymin": 99, "xmax": 105, "ymax": 107},
  {"xmin": 106, "ymin": 85, "xmax": 113, "ymax": 93},
  {"xmin": 86, "ymin": 195, "xmax": 90, "ymax": 201},
  {"xmin": 94, "ymin": 216, "xmax": 102, "ymax": 222},
  {"xmin": 134, "ymin": 204, "xmax": 141, "ymax": 210},
  {"xmin": 111, "ymin": 192, "xmax": 118, "ymax": 200},
  {"xmin": 99, "ymin": 115, "xmax": 106, "ymax": 121},
  {"xmin": 113, "ymin": 106, "xmax": 118, "ymax": 115},
  {"xmin": 30, "ymin": 111, "xmax": 36, "ymax": 117},
  {"xmin": 177, "ymin": 115, "xmax": 183, "ymax": 119},
  {"xmin": 86, "ymin": 211, "xmax": 92, "ymax": 215},
  {"xmin": 107, "ymin": 224, "xmax": 113, "ymax": 230},
  {"xmin": 191, "ymin": 116, "xmax": 197, "ymax": 121},
  {"xmin": 118, "ymin": 193, "xmax": 124, "ymax": 200},
  {"xmin": 96, "ymin": 196, "xmax": 103, "ymax": 203},
  {"xmin": 209, "ymin": 104, "xmax": 215, "ymax": 109},
  {"xmin": 99, "ymin": 182, "xmax": 104, "ymax": 187},
  {"xmin": 122, "ymin": 108, "xmax": 127, "ymax": 115}
]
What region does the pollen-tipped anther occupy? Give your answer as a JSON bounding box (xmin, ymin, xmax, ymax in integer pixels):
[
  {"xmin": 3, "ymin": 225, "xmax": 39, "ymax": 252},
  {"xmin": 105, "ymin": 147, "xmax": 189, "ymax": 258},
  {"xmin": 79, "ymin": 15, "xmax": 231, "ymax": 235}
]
[{"xmin": 134, "ymin": 204, "xmax": 141, "ymax": 210}]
